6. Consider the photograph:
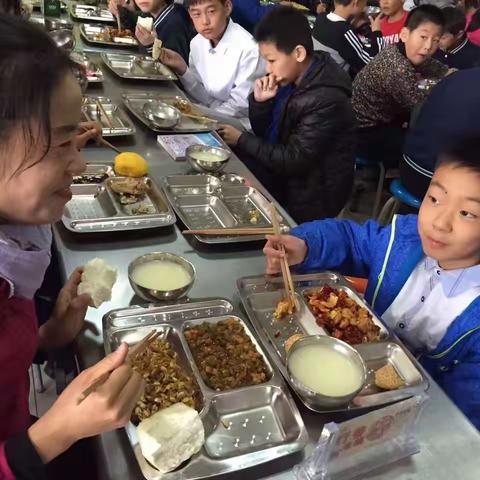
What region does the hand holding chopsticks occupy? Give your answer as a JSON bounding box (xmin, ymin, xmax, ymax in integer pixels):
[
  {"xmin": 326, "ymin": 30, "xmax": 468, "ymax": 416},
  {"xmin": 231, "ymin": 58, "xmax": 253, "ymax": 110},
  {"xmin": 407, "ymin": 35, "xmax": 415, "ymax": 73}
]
[
  {"xmin": 269, "ymin": 203, "xmax": 297, "ymax": 311},
  {"xmin": 77, "ymin": 329, "xmax": 160, "ymax": 404}
]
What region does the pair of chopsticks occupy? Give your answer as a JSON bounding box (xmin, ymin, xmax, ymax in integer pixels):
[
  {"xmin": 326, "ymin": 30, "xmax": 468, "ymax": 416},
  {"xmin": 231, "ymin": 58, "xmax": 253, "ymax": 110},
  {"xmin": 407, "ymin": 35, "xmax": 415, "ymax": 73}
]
[
  {"xmin": 182, "ymin": 112, "xmax": 217, "ymax": 124},
  {"xmin": 77, "ymin": 329, "xmax": 160, "ymax": 404},
  {"xmin": 79, "ymin": 121, "xmax": 122, "ymax": 154},
  {"xmin": 183, "ymin": 227, "xmax": 276, "ymax": 236},
  {"xmin": 95, "ymin": 99, "xmax": 114, "ymax": 129},
  {"xmin": 269, "ymin": 203, "xmax": 297, "ymax": 311}
]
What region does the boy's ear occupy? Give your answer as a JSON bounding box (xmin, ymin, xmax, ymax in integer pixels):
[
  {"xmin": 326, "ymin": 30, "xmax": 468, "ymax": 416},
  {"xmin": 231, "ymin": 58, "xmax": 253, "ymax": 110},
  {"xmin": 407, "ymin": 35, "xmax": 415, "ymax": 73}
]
[
  {"xmin": 224, "ymin": 0, "xmax": 233, "ymax": 16},
  {"xmin": 399, "ymin": 26, "xmax": 410, "ymax": 43},
  {"xmin": 294, "ymin": 45, "xmax": 308, "ymax": 63}
]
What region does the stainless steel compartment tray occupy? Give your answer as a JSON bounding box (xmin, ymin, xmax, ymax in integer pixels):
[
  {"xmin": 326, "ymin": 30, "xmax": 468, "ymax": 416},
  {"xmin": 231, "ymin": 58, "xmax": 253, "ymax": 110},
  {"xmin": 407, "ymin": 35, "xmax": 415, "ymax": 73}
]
[
  {"xmin": 70, "ymin": 4, "xmax": 115, "ymax": 23},
  {"xmin": 80, "ymin": 23, "xmax": 138, "ymax": 48},
  {"xmin": 123, "ymin": 93, "xmax": 215, "ymax": 133},
  {"xmin": 102, "ymin": 299, "xmax": 308, "ymax": 480},
  {"xmin": 72, "ymin": 164, "xmax": 115, "ymax": 185},
  {"xmin": 237, "ymin": 272, "xmax": 429, "ymax": 413},
  {"xmin": 102, "ymin": 53, "xmax": 177, "ymax": 81},
  {"xmin": 82, "ymin": 96, "xmax": 135, "ymax": 136},
  {"xmin": 71, "ymin": 52, "xmax": 104, "ymax": 83},
  {"xmin": 61, "ymin": 177, "xmax": 176, "ymax": 233},
  {"xmin": 162, "ymin": 175, "xmax": 292, "ymax": 244}
]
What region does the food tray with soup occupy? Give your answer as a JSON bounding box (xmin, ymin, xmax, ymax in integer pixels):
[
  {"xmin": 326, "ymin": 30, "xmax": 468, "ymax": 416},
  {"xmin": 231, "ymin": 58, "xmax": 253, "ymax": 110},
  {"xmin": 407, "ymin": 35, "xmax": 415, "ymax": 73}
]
[
  {"xmin": 237, "ymin": 272, "xmax": 429, "ymax": 413},
  {"xmin": 70, "ymin": 4, "xmax": 115, "ymax": 23},
  {"xmin": 122, "ymin": 93, "xmax": 216, "ymax": 133},
  {"xmin": 82, "ymin": 96, "xmax": 136, "ymax": 136},
  {"xmin": 101, "ymin": 53, "xmax": 177, "ymax": 81},
  {"xmin": 162, "ymin": 174, "xmax": 292, "ymax": 244},
  {"xmin": 103, "ymin": 298, "xmax": 308, "ymax": 480},
  {"xmin": 80, "ymin": 23, "xmax": 138, "ymax": 48},
  {"xmin": 61, "ymin": 176, "xmax": 176, "ymax": 233}
]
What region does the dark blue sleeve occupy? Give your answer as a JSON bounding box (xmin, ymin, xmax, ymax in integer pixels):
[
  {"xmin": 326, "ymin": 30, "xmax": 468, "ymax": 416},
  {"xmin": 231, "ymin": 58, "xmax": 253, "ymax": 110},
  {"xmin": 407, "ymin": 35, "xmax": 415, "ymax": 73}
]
[
  {"xmin": 291, "ymin": 218, "xmax": 390, "ymax": 279},
  {"xmin": 231, "ymin": 0, "xmax": 276, "ymax": 32}
]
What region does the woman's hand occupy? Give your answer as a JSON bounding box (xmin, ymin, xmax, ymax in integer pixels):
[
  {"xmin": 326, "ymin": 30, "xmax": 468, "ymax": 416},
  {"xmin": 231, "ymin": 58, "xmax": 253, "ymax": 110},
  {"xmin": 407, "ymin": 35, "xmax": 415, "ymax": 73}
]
[
  {"xmin": 75, "ymin": 121, "xmax": 102, "ymax": 150},
  {"xmin": 263, "ymin": 234, "xmax": 308, "ymax": 274},
  {"xmin": 28, "ymin": 343, "xmax": 145, "ymax": 463},
  {"xmin": 38, "ymin": 268, "xmax": 91, "ymax": 350},
  {"xmin": 217, "ymin": 124, "xmax": 242, "ymax": 146},
  {"xmin": 135, "ymin": 24, "xmax": 156, "ymax": 46},
  {"xmin": 158, "ymin": 47, "xmax": 188, "ymax": 75}
]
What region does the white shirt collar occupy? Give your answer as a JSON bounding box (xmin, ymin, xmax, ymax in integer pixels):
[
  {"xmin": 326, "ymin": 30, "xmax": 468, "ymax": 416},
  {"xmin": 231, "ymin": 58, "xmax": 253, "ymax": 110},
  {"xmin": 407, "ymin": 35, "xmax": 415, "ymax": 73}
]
[{"xmin": 327, "ymin": 12, "xmax": 347, "ymax": 22}]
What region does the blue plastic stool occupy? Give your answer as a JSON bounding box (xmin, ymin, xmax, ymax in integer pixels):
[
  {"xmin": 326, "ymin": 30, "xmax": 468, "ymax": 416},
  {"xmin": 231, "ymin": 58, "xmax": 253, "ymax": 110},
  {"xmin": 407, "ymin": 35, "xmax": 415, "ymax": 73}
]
[{"xmin": 378, "ymin": 179, "xmax": 421, "ymax": 224}]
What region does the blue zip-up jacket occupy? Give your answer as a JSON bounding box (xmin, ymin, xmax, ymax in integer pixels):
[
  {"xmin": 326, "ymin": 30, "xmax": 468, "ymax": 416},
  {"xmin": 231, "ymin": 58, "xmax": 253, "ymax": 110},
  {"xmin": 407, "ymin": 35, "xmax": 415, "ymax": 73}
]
[
  {"xmin": 292, "ymin": 214, "xmax": 480, "ymax": 429},
  {"xmin": 231, "ymin": 0, "xmax": 276, "ymax": 33}
]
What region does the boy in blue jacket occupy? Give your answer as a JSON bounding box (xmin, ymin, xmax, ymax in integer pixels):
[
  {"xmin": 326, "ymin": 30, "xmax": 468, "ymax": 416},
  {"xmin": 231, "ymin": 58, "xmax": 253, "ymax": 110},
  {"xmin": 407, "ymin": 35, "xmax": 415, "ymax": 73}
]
[{"xmin": 264, "ymin": 135, "xmax": 480, "ymax": 429}]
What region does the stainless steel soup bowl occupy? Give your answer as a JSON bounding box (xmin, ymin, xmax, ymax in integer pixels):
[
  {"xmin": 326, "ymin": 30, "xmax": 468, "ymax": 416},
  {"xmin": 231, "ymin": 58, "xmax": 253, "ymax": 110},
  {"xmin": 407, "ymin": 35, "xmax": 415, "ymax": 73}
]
[
  {"xmin": 142, "ymin": 100, "xmax": 180, "ymax": 129},
  {"xmin": 186, "ymin": 144, "xmax": 231, "ymax": 174},
  {"xmin": 128, "ymin": 252, "xmax": 195, "ymax": 302},
  {"xmin": 286, "ymin": 335, "xmax": 367, "ymax": 409}
]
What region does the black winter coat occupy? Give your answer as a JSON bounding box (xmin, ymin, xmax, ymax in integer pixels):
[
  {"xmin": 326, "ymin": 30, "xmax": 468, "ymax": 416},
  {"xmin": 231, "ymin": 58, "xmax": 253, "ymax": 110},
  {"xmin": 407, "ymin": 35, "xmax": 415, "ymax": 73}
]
[{"xmin": 237, "ymin": 52, "xmax": 356, "ymax": 224}]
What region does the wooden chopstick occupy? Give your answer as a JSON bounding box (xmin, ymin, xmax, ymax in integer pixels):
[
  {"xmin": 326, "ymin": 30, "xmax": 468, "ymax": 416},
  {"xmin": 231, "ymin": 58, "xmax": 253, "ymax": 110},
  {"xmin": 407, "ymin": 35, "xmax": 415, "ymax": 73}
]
[
  {"xmin": 95, "ymin": 99, "xmax": 114, "ymax": 129},
  {"xmin": 182, "ymin": 112, "xmax": 217, "ymax": 123},
  {"xmin": 183, "ymin": 228, "xmax": 275, "ymax": 236},
  {"xmin": 100, "ymin": 137, "xmax": 122, "ymax": 154},
  {"xmin": 269, "ymin": 203, "xmax": 297, "ymax": 310},
  {"xmin": 77, "ymin": 329, "xmax": 160, "ymax": 404}
]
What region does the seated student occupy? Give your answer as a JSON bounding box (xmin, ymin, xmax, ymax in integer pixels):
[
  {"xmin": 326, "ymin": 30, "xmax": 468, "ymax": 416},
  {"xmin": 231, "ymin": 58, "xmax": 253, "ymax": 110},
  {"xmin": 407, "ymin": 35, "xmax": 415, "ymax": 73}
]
[
  {"xmin": 218, "ymin": 7, "xmax": 355, "ymax": 223},
  {"xmin": 352, "ymin": 5, "xmax": 449, "ymax": 168},
  {"xmin": 402, "ymin": 68, "xmax": 480, "ymax": 199},
  {"xmin": 109, "ymin": 0, "xmax": 141, "ymax": 31},
  {"xmin": 380, "ymin": 0, "xmax": 408, "ymax": 45},
  {"xmin": 0, "ymin": 15, "xmax": 144, "ymax": 480},
  {"xmin": 435, "ymin": 7, "xmax": 480, "ymax": 69},
  {"xmin": 264, "ymin": 135, "xmax": 480, "ymax": 430},
  {"xmin": 131, "ymin": 0, "xmax": 194, "ymax": 62},
  {"xmin": 463, "ymin": 0, "xmax": 480, "ymax": 46},
  {"xmin": 312, "ymin": 0, "xmax": 384, "ymax": 78},
  {"xmin": 159, "ymin": 0, "xmax": 263, "ymax": 127}
]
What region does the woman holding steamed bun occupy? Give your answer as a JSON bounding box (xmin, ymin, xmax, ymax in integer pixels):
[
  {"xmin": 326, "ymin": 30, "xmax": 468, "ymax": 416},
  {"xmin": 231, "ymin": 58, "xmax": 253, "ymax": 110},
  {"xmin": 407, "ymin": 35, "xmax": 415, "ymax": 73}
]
[{"xmin": 0, "ymin": 15, "xmax": 144, "ymax": 480}]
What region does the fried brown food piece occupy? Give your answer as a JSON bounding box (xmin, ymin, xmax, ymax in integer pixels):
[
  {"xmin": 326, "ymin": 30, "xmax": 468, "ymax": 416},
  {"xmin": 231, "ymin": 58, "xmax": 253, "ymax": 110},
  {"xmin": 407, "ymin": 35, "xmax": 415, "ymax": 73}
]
[
  {"xmin": 109, "ymin": 178, "xmax": 148, "ymax": 196},
  {"xmin": 375, "ymin": 364, "xmax": 405, "ymax": 390},
  {"xmin": 284, "ymin": 334, "xmax": 305, "ymax": 353},
  {"xmin": 273, "ymin": 298, "xmax": 294, "ymax": 320},
  {"xmin": 305, "ymin": 285, "xmax": 380, "ymax": 345},
  {"xmin": 184, "ymin": 318, "xmax": 270, "ymax": 391},
  {"xmin": 131, "ymin": 339, "xmax": 200, "ymax": 423},
  {"xmin": 173, "ymin": 99, "xmax": 192, "ymax": 114}
]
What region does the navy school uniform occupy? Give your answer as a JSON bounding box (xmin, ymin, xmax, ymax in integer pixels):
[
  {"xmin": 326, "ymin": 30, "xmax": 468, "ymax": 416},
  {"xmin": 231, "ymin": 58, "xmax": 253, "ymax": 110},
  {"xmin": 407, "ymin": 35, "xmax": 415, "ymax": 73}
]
[{"xmin": 434, "ymin": 36, "xmax": 480, "ymax": 70}]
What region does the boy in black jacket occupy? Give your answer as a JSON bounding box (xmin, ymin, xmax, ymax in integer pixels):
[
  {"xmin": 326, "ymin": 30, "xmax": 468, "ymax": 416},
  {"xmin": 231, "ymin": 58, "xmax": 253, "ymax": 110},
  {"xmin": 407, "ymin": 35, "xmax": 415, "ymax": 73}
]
[
  {"xmin": 435, "ymin": 6, "xmax": 480, "ymax": 69},
  {"xmin": 218, "ymin": 7, "xmax": 355, "ymax": 223},
  {"xmin": 312, "ymin": 0, "xmax": 384, "ymax": 78}
]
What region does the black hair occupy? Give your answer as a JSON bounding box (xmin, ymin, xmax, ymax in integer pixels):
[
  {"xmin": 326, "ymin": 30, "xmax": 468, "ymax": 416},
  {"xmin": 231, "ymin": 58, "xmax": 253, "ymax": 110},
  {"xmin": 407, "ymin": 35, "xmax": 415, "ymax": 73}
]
[
  {"xmin": 0, "ymin": 0, "xmax": 21, "ymax": 15},
  {"xmin": 405, "ymin": 5, "xmax": 445, "ymax": 30},
  {"xmin": 442, "ymin": 7, "xmax": 467, "ymax": 34},
  {"xmin": 437, "ymin": 135, "xmax": 480, "ymax": 174},
  {"xmin": 254, "ymin": 6, "xmax": 313, "ymax": 56},
  {"xmin": 186, "ymin": 0, "xmax": 227, "ymax": 8},
  {"xmin": 0, "ymin": 14, "xmax": 79, "ymax": 167}
]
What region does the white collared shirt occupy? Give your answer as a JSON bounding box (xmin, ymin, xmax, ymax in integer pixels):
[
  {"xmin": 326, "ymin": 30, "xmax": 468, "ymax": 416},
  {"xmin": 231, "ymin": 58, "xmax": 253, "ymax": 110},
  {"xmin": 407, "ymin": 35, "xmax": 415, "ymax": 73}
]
[
  {"xmin": 180, "ymin": 20, "xmax": 263, "ymax": 125},
  {"xmin": 382, "ymin": 257, "xmax": 480, "ymax": 352}
]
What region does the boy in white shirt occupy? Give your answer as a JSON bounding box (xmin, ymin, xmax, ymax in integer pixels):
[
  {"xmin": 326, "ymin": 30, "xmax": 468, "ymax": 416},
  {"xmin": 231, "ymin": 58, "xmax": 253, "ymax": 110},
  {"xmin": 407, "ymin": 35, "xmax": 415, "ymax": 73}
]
[{"xmin": 159, "ymin": 0, "xmax": 263, "ymax": 125}]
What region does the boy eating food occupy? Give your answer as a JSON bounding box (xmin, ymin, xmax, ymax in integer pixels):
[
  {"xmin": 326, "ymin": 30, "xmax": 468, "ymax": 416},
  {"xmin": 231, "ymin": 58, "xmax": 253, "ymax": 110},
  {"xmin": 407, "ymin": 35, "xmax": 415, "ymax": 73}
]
[
  {"xmin": 218, "ymin": 7, "xmax": 355, "ymax": 223},
  {"xmin": 159, "ymin": 0, "xmax": 263, "ymax": 127},
  {"xmin": 264, "ymin": 135, "xmax": 480, "ymax": 430},
  {"xmin": 352, "ymin": 4, "xmax": 449, "ymax": 167}
]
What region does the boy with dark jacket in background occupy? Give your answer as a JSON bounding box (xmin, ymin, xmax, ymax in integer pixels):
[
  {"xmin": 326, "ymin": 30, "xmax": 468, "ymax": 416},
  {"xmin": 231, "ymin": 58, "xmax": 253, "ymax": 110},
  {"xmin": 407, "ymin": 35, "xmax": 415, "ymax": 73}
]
[{"xmin": 219, "ymin": 7, "xmax": 355, "ymax": 223}]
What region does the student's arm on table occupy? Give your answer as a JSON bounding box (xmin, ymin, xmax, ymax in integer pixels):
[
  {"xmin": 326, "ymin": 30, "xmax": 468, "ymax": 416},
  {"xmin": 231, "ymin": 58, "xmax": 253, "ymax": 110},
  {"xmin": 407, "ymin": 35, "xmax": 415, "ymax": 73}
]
[
  {"xmin": 417, "ymin": 57, "xmax": 450, "ymax": 79},
  {"xmin": 209, "ymin": 48, "xmax": 263, "ymax": 118},
  {"xmin": 386, "ymin": 67, "xmax": 429, "ymax": 112},
  {"xmin": 180, "ymin": 56, "xmax": 218, "ymax": 106}
]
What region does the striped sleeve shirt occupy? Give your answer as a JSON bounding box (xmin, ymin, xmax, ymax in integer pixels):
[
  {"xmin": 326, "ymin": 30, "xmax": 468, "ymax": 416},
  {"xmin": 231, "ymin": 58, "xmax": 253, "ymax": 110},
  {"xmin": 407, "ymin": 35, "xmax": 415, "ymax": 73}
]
[{"xmin": 312, "ymin": 12, "xmax": 384, "ymax": 78}]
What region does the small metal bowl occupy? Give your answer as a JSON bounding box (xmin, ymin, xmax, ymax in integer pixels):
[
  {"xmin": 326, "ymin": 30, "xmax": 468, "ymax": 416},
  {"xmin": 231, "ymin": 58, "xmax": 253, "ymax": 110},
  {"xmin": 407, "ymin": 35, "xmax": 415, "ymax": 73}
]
[
  {"xmin": 49, "ymin": 29, "xmax": 75, "ymax": 51},
  {"xmin": 365, "ymin": 6, "xmax": 381, "ymax": 17},
  {"xmin": 45, "ymin": 18, "xmax": 73, "ymax": 31},
  {"xmin": 287, "ymin": 335, "xmax": 367, "ymax": 409},
  {"xmin": 142, "ymin": 100, "xmax": 180, "ymax": 129},
  {"xmin": 128, "ymin": 252, "xmax": 195, "ymax": 302},
  {"xmin": 186, "ymin": 144, "xmax": 231, "ymax": 174}
]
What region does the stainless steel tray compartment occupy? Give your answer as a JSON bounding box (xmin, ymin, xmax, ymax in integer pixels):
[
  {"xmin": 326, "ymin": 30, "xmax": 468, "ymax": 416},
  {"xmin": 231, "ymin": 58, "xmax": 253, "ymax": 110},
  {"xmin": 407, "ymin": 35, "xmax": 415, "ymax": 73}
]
[
  {"xmin": 71, "ymin": 52, "xmax": 104, "ymax": 83},
  {"xmin": 62, "ymin": 178, "xmax": 176, "ymax": 233},
  {"xmin": 238, "ymin": 272, "xmax": 429, "ymax": 413},
  {"xmin": 123, "ymin": 93, "xmax": 214, "ymax": 133},
  {"xmin": 204, "ymin": 385, "xmax": 302, "ymax": 459},
  {"xmin": 102, "ymin": 299, "xmax": 308, "ymax": 480},
  {"xmin": 73, "ymin": 164, "xmax": 115, "ymax": 185},
  {"xmin": 80, "ymin": 23, "xmax": 138, "ymax": 48},
  {"xmin": 71, "ymin": 4, "xmax": 115, "ymax": 23},
  {"xmin": 102, "ymin": 53, "xmax": 177, "ymax": 81},
  {"xmin": 162, "ymin": 175, "xmax": 293, "ymax": 244},
  {"xmin": 82, "ymin": 97, "xmax": 136, "ymax": 137}
]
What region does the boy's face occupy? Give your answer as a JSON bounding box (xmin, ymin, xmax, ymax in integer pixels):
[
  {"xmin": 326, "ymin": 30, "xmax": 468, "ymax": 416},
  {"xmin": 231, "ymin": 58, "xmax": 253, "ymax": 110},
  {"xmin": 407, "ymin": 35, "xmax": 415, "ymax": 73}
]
[
  {"xmin": 439, "ymin": 31, "xmax": 464, "ymax": 51},
  {"xmin": 135, "ymin": 0, "xmax": 163, "ymax": 13},
  {"xmin": 400, "ymin": 21, "xmax": 443, "ymax": 65},
  {"xmin": 418, "ymin": 162, "xmax": 480, "ymax": 270},
  {"xmin": 380, "ymin": 0, "xmax": 404, "ymax": 18},
  {"xmin": 259, "ymin": 42, "xmax": 306, "ymax": 86},
  {"xmin": 188, "ymin": 0, "xmax": 232, "ymax": 42}
]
